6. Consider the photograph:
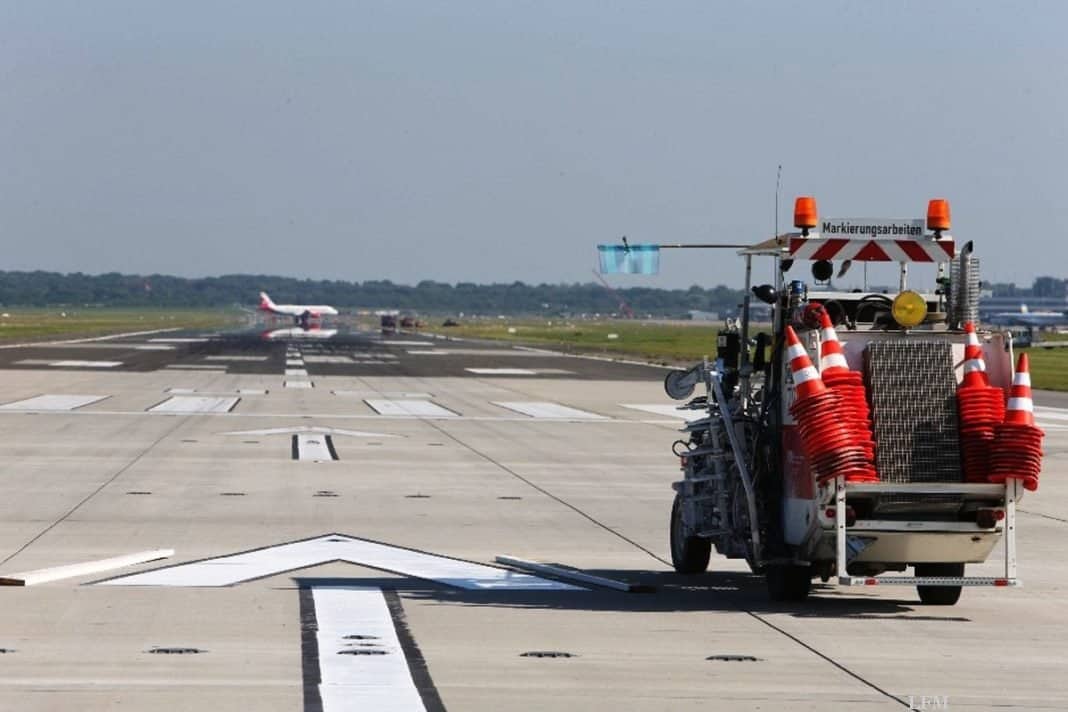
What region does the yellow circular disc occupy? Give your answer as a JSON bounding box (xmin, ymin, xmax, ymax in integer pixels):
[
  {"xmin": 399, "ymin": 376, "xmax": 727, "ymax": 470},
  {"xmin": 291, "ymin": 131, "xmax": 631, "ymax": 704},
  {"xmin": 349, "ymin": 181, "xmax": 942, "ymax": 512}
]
[{"xmin": 892, "ymin": 290, "xmax": 928, "ymax": 328}]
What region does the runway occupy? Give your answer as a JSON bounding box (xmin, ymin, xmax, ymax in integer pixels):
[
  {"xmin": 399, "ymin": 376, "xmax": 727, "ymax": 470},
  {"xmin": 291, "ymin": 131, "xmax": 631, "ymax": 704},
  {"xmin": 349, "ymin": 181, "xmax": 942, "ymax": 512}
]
[{"xmin": 0, "ymin": 325, "xmax": 1066, "ymax": 710}]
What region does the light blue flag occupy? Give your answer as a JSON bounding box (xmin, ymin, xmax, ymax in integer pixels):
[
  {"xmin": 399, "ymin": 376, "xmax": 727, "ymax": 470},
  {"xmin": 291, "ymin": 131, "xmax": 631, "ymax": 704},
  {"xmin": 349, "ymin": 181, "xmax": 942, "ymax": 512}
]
[{"xmin": 597, "ymin": 244, "xmax": 660, "ymax": 274}]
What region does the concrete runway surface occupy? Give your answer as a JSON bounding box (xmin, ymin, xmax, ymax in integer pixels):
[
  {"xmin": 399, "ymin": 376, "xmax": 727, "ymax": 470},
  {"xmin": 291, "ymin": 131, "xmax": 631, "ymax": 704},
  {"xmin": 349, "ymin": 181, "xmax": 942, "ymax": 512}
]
[{"xmin": 0, "ymin": 325, "xmax": 1065, "ymax": 711}]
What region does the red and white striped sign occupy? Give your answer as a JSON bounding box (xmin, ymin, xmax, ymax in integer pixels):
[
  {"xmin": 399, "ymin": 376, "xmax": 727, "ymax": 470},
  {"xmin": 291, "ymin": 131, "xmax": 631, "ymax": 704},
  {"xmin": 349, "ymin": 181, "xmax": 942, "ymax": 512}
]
[{"xmin": 789, "ymin": 237, "xmax": 954, "ymax": 262}]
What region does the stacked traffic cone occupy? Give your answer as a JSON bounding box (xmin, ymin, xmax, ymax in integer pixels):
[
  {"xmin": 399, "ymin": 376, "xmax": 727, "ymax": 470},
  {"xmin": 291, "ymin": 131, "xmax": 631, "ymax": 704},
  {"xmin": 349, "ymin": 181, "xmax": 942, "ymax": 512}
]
[
  {"xmin": 787, "ymin": 326, "xmax": 878, "ymax": 484},
  {"xmin": 818, "ymin": 311, "xmax": 877, "ymax": 464},
  {"xmin": 956, "ymin": 323, "xmax": 1005, "ymax": 483},
  {"xmin": 989, "ymin": 353, "xmax": 1043, "ymax": 491}
]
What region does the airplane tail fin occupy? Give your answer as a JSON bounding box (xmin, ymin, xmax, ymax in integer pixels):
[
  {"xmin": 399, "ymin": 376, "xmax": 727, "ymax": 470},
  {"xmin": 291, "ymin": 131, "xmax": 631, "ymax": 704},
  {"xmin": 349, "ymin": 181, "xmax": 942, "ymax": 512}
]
[{"xmin": 259, "ymin": 292, "xmax": 275, "ymax": 310}]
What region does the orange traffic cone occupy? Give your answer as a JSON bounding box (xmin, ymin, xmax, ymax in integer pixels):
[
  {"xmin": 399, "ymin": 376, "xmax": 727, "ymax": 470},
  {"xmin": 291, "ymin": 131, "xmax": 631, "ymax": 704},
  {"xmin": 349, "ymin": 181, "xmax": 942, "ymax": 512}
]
[
  {"xmin": 785, "ymin": 326, "xmax": 826, "ymax": 400},
  {"xmin": 961, "ymin": 322, "xmax": 989, "ymax": 389},
  {"xmin": 818, "ymin": 311, "xmax": 850, "ymax": 376},
  {"xmin": 989, "ymin": 353, "xmax": 1043, "ymax": 491}
]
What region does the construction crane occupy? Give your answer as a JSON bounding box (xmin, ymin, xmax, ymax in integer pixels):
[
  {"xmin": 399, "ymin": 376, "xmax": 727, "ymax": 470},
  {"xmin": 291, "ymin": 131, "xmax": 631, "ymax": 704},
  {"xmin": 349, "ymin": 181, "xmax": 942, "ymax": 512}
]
[{"xmin": 591, "ymin": 269, "xmax": 635, "ymax": 318}]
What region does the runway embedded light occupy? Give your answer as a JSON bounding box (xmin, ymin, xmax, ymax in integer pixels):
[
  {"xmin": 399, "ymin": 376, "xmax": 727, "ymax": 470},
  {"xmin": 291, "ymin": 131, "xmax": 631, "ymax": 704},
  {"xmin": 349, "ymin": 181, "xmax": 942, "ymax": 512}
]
[
  {"xmin": 927, "ymin": 198, "xmax": 951, "ymax": 232},
  {"xmin": 891, "ymin": 290, "xmax": 928, "ymax": 328},
  {"xmin": 794, "ymin": 196, "xmax": 818, "ymax": 230}
]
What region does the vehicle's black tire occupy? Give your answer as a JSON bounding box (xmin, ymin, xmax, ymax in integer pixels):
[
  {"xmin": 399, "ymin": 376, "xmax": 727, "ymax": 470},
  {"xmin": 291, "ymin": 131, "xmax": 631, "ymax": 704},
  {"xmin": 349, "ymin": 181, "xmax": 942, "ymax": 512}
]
[
  {"xmin": 766, "ymin": 565, "xmax": 812, "ymax": 602},
  {"xmin": 670, "ymin": 495, "xmax": 711, "ymax": 574},
  {"xmin": 915, "ymin": 563, "xmax": 964, "ymax": 606}
]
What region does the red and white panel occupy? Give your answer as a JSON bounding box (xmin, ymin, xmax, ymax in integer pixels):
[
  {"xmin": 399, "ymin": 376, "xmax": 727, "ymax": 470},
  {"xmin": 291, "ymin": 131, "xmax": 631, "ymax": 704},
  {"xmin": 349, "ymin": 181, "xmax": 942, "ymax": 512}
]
[{"xmin": 789, "ymin": 237, "xmax": 954, "ymax": 262}]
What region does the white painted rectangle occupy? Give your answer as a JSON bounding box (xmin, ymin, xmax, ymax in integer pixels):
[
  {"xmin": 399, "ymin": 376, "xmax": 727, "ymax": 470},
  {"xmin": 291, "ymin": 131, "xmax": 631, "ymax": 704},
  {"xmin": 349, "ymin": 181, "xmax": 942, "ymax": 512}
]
[
  {"xmin": 364, "ymin": 399, "xmax": 457, "ymax": 418},
  {"xmin": 620, "ymin": 403, "xmax": 689, "ymax": 419},
  {"xmin": 301, "ymin": 355, "xmax": 353, "ymax": 364},
  {"xmin": 313, "ymin": 587, "xmax": 427, "ymax": 712},
  {"xmin": 149, "ymin": 337, "xmax": 209, "ymax": 343},
  {"xmin": 286, "ymin": 359, "xmax": 305, "ymax": 367},
  {"xmin": 0, "ymin": 394, "xmax": 109, "ymax": 411},
  {"xmin": 164, "ymin": 364, "xmax": 226, "ymax": 370},
  {"xmin": 98, "ymin": 534, "xmax": 582, "ymax": 589},
  {"xmin": 49, "ymin": 360, "xmax": 122, "ymax": 368},
  {"xmin": 132, "ymin": 344, "xmax": 176, "ymax": 351},
  {"xmin": 406, "ymin": 350, "xmax": 448, "ymax": 355},
  {"xmin": 203, "ymin": 355, "xmax": 269, "ymax": 362},
  {"xmin": 296, "ymin": 434, "xmax": 335, "ymax": 461},
  {"xmin": 149, "ymin": 396, "xmax": 239, "ymax": 413},
  {"xmin": 465, "ymin": 368, "xmax": 536, "ymax": 376},
  {"xmin": 333, "ymin": 391, "xmax": 433, "ymax": 399},
  {"xmin": 379, "ymin": 340, "xmax": 432, "ymax": 346},
  {"xmin": 285, "ymin": 380, "xmax": 314, "ymax": 389},
  {"xmin": 285, "ymin": 368, "xmax": 309, "ymax": 377},
  {"xmin": 493, "ymin": 401, "xmax": 607, "ymax": 420}
]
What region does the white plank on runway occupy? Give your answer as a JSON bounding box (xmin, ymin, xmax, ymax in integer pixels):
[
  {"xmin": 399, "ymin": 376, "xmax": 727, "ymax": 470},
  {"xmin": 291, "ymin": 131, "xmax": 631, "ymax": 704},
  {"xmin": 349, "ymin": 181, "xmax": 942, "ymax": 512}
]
[
  {"xmin": 148, "ymin": 396, "xmax": 239, "ymax": 413},
  {"xmin": 0, "ymin": 394, "xmax": 109, "ymax": 411}
]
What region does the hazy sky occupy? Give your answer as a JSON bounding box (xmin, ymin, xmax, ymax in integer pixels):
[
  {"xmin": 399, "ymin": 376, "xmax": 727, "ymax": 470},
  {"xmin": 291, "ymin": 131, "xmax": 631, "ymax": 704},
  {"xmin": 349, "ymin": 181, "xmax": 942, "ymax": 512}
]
[{"xmin": 1, "ymin": 1, "xmax": 1065, "ymax": 289}]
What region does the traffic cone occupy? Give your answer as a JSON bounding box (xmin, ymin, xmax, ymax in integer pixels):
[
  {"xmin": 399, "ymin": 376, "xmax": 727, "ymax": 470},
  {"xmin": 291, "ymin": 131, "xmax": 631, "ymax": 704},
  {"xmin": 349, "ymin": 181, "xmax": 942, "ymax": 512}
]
[
  {"xmin": 957, "ymin": 322, "xmax": 1005, "ymax": 482},
  {"xmin": 989, "ymin": 353, "xmax": 1043, "ymax": 491},
  {"xmin": 786, "ymin": 326, "xmax": 825, "ymax": 401},
  {"xmin": 817, "ymin": 310, "xmax": 876, "ymax": 462},
  {"xmin": 818, "ymin": 311, "xmax": 850, "ymax": 377}
]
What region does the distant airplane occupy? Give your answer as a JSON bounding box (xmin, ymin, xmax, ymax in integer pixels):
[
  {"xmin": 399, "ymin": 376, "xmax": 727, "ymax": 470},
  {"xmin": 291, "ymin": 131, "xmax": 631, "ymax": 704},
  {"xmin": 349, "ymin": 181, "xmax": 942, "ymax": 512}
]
[
  {"xmin": 258, "ymin": 292, "xmax": 338, "ymax": 326},
  {"xmin": 988, "ymin": 304, "xmax": 1067, "ymax": 327}
]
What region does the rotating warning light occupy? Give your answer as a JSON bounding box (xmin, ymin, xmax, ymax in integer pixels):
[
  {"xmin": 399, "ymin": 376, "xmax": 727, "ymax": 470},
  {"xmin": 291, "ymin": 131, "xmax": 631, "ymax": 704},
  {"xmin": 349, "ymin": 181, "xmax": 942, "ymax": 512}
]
[
  {"xmin": 927, "ymin": 198, "xmax": 951, "ymax": 232},
  {"xmin": 794, "ymin": 196, "xmax": 818, "ymax": 230},
  {"xmin": 892, "ymin": 290, "xmax": 928, "ymax": 328}
]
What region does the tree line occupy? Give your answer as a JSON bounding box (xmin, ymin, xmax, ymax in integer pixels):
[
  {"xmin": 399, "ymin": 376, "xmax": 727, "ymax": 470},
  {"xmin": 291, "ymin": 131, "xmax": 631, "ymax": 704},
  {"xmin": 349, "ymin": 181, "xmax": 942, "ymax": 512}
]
[{"xmin": 0, "ymin": 270, "xmax": 746, "ymax": 317}]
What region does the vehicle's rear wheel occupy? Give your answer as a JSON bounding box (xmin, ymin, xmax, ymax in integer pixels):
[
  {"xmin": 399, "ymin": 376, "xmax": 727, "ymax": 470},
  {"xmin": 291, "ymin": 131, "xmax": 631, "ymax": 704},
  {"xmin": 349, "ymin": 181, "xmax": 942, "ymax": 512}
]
[
  {"xmin": 915, "ymin": 563, "xmax": 964, "ymax": 605},
  {"xmin": 766, "ymin": 565, "xmax": 812, "ymax": 601},
  {"xmin": 670, "ymin": 495, "xmax": 711, "ymax": 574}
]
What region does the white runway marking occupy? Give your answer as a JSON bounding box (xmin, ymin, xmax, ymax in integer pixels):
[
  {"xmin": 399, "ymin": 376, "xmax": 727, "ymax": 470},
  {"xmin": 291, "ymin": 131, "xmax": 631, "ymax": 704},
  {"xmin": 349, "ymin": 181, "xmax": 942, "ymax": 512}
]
[
  {"xmin": 285, "ymin": 380, "xmax": 314, "ymax": 389},
  {"xmin": 167, "ymin": 388, "xmax": 267, "ymax": 395},
  {"xmin": 224, "ymin": 426, "xmax": 398, "ymax": 438},
  {"xmin": 333, "ymin": 391, "xmax": 432, "ymax": 399},
  {"xmin": 296, "ymin": 433, "xmax": 336, "ymax": 461},
  {"xmin": 620, "ymin": 403, "xmax": 691, "ymax": 419},
  {"xmin": 286, "ymin": 359, "xmax": 306, "ymax": 367},
  {"xmin": 0, "ymin": 549, "xmax": 174, "ymax": 586},
  {"xmin": 465, "ymin": 368, "xmax": 536, "ymax": 376},
  {"xmin": 349, "ymin": 352, "xmax": 398, "ymax": 359},
  {"xmin": 131, "ymin": 344, "xmax": 176, "ymax": 351},
  {"xmin": 0, "ymin": 394, "xmax": 109, "ymax": 411},
  {"xmin": 406, "ymin": 350, "xmax": 448, "ymax": 355},
  {"xmin": 38, "ymin": 360, "xmax": 123, "ymax": 368},
  {"xmin": 364, "ymin": 399, "xmax": 458, "ymax": 418},
  {"xmin": 379, "ymin": 340, "xmax": 433, "ymax": 346},
  {"xmin": 149, "ymin": 396, "xmax": 239, "ymax": 413},
  {"xmin": 493, "ymin": 401, "xmax": 608, "ymax": 420},
  {"xmin": 302, "ymin": 355, "xmax": 354, "ymax": 364},
  {"xmin": 96, "ymin": 534, "xmax": 583, "ymax": 589},
  {"xmin": 164, "ymin": 364, "xmax": 226, "ymax": 370},
  {"xmin": 285, "ymin": 368, "xmax": 310, "ymax": 377},
  {"xmin": 312, "ymin": 587, "xmax": 427, "ymax": 712},
  {"xmin": 203, "ymin": 355, "xmax": 269, "ymax": 362},
  {"xmin": 148, "ymin": 337, "xmax": 210, "ymax": 343}
]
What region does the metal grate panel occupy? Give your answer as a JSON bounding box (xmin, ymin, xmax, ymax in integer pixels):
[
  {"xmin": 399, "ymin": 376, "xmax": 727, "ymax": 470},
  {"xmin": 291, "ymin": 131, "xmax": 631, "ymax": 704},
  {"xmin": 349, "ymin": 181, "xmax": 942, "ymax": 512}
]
[{"xmin": 866, "ymin": 341, "xmax": 962, "ymax": 484}]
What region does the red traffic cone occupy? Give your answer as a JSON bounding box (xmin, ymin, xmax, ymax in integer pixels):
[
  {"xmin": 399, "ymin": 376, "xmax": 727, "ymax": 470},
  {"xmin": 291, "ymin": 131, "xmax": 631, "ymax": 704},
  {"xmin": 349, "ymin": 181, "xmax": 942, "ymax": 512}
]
[
  {"xmin": 785, "ymin": 326, "xmax": 826, "ymax": 400},
  {"xmin": 818, "ymin": 311, "xmax": 850, "ymax": 376},
  {"xmin": 960, "ymin": 322, "xmax": 989, "ymax": 389},
  {"xmin": 1004, "ymin": 353, "xmax": 1035, "ymax": 426}
]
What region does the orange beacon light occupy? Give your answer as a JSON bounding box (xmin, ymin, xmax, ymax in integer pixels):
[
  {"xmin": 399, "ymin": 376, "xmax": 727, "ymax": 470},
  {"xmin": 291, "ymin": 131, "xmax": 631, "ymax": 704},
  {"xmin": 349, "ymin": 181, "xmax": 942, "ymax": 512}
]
[
  {"xmin": 927, "ymin": 198, "xmax": 951, "ymax": 233},
  {"xmin": 794, "ymin": 196, "xmax": 818, "ymax": 235}
]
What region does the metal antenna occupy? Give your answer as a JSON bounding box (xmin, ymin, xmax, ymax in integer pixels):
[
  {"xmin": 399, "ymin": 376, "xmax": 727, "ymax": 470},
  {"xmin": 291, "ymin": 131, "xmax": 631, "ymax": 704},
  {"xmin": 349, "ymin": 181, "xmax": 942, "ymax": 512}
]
[{"xmin": 774, "ymin": 164, "xmax": 782, "ymax": 281}]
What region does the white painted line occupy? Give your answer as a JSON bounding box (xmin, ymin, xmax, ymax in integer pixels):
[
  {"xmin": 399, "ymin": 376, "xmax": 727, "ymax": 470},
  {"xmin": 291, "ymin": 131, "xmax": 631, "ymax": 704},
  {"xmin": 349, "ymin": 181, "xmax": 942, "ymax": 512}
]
[
  {"xmin": 132, "ymin": 344, "xmax": 176, "ymax": 351},
  {"xmin": 0, "ymin": 394, "xmax": 109, "ymax": 411},
  {"xmin": 313, "ymin": 587, "xmax": 426, "ymax": 712},
  {"xmin": 149, "ymin": 337, "xmax": 210, "ymax": 343},
  {"xmin": 285, "ymin": 368, "xmax": 310, "ymax": 377},
  {"xmin": 167, "ymin": 388, "xmax": 267, "ymax": 395},
  {"xmin": 224, "ymin": 426, "xmax": 398, "ymax": 438},
  {"xmin": 0, "ymin": 549, "xmax": 174, "ymax": 586},
  {"xmin": 620, "ymin": 403, "xmax": 690, "ymax": 419},
  {"xmin": 164, "ymin": 364, "xmax": 227, "ymax": 370},
  {"xmin": 287, "ymin": 359, "xmax": 306, "ymax": 367},
  {"xmin": 204, "ymin": 355, "xmax": 269, "ymax": 362},
  {"xmin": 0, "ymin": 327, "xmax": 184, "ymax": 349},
  {"xmin": 1035, "ymin": 406, "xmax": 1068, "ymax": 422},
  {"xmin": 296, "ymin": 433, "xmax": 336, "ymax": 461},
  {"xmin": 96, "ymin": 534, "xmax": 583, "ymax": 589},
  {"xmin": 379, "ymin": 340, "xmax": 433, "ymax": 346},
  {"xmin": 465, "ymin": 368, "xmax": 536, "ymax": 376},
  {"xmin": 349, "ymin": 352, "xmax": 397, "ymax": 359},
  {"xmin": 149, "ymin": 396, "xmax": 239, "ymax": 414},
  {"xmin": 492, "ymin": 401, "xmax": 608, "ymax": 420},
  {"xmin": 285, "ymin": 380, "xmax": 314, "ymax": 389},
  {"xmin": 302, "ymin": 355, "xmax": 354, "ymax": 364},
  {"xmin": 495, "ymin": 555, "xmax": 634, "ymax": 592},
  {"xmin": 13, "ymin": 359, "xmax": 57, "ymax": 366},
  {"xmin": 364, "ymin": 399, "xmax": 458, "ymax": 418},
  {"xmin": 49, "ymin": 360, "xmax": 123, "ymax": 368},
  {"xmin": 333, "ymin": 391, "xmax": 432, "ymax": 399},
  {"xmin": 406, "ymin": 350, "xmax": 449, "ymax": 355}
]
